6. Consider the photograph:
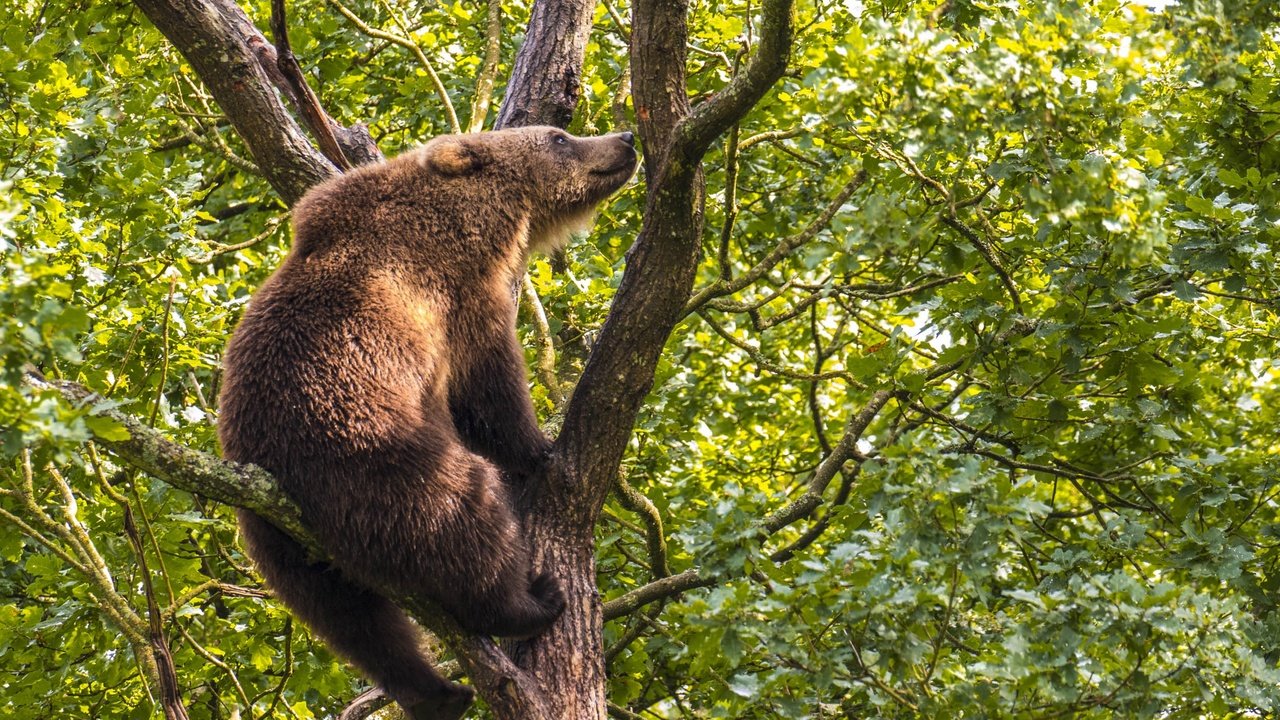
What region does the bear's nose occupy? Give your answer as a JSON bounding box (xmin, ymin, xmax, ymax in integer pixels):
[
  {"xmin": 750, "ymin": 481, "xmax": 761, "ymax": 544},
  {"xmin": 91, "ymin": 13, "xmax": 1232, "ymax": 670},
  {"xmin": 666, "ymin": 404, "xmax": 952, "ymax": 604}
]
[{"xmin": 619, "ymin": 131, "xmax": 635, "ymax": 146}]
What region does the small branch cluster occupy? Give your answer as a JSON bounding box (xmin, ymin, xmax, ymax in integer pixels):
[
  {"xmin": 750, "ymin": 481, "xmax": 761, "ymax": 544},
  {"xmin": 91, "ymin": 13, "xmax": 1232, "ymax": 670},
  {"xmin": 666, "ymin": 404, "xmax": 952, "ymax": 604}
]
[{"xmin": 322, "ymin": 0, "xmax": 461, "ymax": 134}]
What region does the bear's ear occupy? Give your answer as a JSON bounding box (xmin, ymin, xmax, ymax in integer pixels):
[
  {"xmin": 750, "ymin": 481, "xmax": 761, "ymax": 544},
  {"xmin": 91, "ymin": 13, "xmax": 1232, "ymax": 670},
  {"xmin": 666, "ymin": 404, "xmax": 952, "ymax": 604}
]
[{"xmin": 423, "ymin": 136, "xmax": 488, "ymax": 176}]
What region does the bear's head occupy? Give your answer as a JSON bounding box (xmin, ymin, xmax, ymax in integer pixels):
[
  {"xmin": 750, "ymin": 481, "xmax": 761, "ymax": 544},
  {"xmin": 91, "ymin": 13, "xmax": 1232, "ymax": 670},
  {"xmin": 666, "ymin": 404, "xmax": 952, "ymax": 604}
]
[{"xmin": 422, "ymin": 127, "xmax": 638, "ymax": 252}]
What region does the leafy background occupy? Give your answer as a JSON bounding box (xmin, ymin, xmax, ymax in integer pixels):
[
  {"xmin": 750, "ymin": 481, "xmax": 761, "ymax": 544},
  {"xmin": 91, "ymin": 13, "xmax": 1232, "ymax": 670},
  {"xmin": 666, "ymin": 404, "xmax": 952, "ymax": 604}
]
[{"xmin": 2, "ymin": 0, "xmax": 1279, "ymax": 717}]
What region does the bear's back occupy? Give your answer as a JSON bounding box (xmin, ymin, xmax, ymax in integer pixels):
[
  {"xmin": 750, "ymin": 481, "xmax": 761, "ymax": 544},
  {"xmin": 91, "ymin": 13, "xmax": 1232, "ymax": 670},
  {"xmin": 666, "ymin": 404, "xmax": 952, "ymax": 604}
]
[
  {"xmin": 218, "ymin": 252, "xmax": 450, "ymax": 483},
  {"xmin": 217, "ymin": 146, "xmax": 516, "ymax": 491}
]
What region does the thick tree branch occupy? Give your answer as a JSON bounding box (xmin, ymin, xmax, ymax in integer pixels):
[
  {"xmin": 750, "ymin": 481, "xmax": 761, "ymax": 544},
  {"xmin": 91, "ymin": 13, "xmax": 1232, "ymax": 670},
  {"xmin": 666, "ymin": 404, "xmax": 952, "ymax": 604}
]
[
  {"xmin": 629, "ymin": 0, "xmax": 692, "ymax": 174},
  {"xmin": 602, "ymin": 568, "xmax": 712, "ymax": 621},
  {"xmin": 411, "ymin": 602, "xmax": 554, "ymax": 719},
  {"xmin": 494, "ymin": 0, "xmax": 598, "ymax": 129},
  {"xmin": 555, "ymin": 0, "xmax": 700, "ymax": 515},
  {"xmin": 132, "ymin": 0, "xmax": 338, "ymax": 204},
  {"xmin": 34, "ymin": 376, "xmax": 313, "ymax": 544},
  {"xmin": 556, "ymin": 0, "xmax": 797, "ymax": 516},
  {"xmin": 337, "ymin": 688, "xmax": 391, "ymax": 720},
  {"xmin": 671, "ymin": 0, "xmax": 795, "ymax": 167}
]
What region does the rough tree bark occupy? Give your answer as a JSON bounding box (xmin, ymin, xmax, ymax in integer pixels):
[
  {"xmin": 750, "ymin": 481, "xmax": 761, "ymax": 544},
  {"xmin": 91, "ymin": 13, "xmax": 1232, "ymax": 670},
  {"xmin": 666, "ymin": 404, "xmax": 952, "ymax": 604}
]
[
  {"xmin": 106, "ymin": 0, "xmax": 796, "ymax": 718},
  {"xmin": 492, "ymin": 0, "xmax": 598, "ymax": 129}
]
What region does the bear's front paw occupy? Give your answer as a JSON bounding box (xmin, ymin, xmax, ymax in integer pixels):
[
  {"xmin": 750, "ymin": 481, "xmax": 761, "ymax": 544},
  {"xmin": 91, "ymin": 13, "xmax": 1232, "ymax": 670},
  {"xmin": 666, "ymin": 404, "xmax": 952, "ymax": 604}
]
[{"xmin": 529, "ymin": 571, "xmax": 567, "ymax": 619}]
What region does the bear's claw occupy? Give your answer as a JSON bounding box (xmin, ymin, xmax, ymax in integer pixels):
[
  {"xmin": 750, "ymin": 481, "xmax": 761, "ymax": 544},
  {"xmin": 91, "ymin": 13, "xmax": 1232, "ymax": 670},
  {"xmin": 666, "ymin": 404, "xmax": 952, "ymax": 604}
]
[{"xmin": 529, "ymin": 571, "xmax": 567, "ymax": 617}]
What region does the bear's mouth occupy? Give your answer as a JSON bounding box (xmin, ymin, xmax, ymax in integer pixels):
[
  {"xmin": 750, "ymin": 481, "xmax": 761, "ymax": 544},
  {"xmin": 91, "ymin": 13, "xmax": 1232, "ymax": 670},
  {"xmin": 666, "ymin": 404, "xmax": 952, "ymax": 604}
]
[{"xmin": 591, "ymin": 154, "xmax": 638, "ymax": 177}]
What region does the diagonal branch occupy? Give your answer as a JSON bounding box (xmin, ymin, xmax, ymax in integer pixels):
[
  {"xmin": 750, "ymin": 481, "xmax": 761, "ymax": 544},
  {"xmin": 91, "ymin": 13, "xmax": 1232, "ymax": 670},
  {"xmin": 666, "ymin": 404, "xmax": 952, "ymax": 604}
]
[
  {"xmin": 683, "ymin": 169, "xmax": 868, "ymax": 315},
  {"xmin": 318, "ymin": 0, "xmax": 460, "ymax": 135},
  {"xmin": 29, "ymin": 374, "xmax": 551, "ymax": 718},
  {"xmin": 36, "ymin": 375, "xmax": 312, "ymax": 544},
  {"xmin": 613, "ymin": 474, "xmax": 669, "ymax": 579},
  {"xmin": 940, "ymin": 214, "xmax": 1023, "ymax": 314},
  {"xmin": 760, "ymin": 390, "xmax": 892, "ymax": 534},
  {"xmin": 269, "ymin": 0, "xmax": 355, "ymax": 170},
  {"xmin": 670, "ymin": 0, "xmax": 795, "ymax": 168}
]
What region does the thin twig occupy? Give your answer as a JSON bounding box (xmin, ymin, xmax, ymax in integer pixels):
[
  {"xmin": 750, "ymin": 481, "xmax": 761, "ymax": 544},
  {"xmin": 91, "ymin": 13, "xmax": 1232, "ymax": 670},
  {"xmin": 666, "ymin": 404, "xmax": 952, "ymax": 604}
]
[
  {"xmin": 170, "ymin": 116, "xmax": 260, "ymax": 175},
  {"xmin": 600, "ymin": 0, "xmax": 630, "ymax": 43},
  {"xmin": 467, "ymin": 0, "xmax": 503, "ymax": 132},
  {"xmin": 684, "ymin": 170, "xmax": 868, "ymax": 315},
  {"xmin": 177, "ymin": 621, "xmax": 251, "ymax": 712},
  {"xmin": 717, "ymin": 121, "xmax": 741, "ymax": 280},
  {"xmin": 324, "ymin": 0, "xmax": 460, "ymax": 133},
  {"xmin": 697, "ymin": 311, "xmax": 855, "ymax": 383},
  {"xmin": 190, "ymin": 214, "xmax": 288, "ymax": 264},
  {"xmin": 940, "ymin": 215, "xmax": 1023, "ymax": 314},
  {"xmin": 521, "ymin": 274, "xmax": 565, "ymax": 405}
]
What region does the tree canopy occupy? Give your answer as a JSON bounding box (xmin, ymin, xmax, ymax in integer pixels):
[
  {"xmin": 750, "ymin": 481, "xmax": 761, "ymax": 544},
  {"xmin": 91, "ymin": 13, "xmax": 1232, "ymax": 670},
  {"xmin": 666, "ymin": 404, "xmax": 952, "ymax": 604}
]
[{"xmin": 2, "ymin": 0, "xmax": 1279, "ymax": 718}]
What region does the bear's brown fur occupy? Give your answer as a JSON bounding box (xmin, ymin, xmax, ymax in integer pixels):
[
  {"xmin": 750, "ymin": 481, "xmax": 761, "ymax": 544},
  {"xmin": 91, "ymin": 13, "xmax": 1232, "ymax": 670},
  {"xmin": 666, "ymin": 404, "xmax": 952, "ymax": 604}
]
[{"xmin": 217, "ymin": 127, "xmax": 637, "ymax": 720}]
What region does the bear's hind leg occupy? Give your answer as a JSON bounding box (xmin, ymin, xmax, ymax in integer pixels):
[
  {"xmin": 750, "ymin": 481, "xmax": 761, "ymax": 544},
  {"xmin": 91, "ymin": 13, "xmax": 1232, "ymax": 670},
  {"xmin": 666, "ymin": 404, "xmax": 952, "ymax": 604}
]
[
  {"xmin": 411, "ymin": 461, "xmax": 566, "ymax": 640},
  {"xmin": 237, "ymin": 510, "xmax": 474, "ymax": 720}
]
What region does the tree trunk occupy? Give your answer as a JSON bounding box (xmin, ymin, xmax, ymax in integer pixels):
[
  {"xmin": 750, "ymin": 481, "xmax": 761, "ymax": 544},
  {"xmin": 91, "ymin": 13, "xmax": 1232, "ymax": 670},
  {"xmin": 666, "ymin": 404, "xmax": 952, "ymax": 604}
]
[
  {"xmin": 512, "ymin": 511, "xmax": 606, "ymax": 719},
  {"xmin": 491, "ymin": 3, "xmax": 613, "ymax": 716},
  {"xmin": 493, "ymin": 0, "xmax": 597, "ymax": 129}
]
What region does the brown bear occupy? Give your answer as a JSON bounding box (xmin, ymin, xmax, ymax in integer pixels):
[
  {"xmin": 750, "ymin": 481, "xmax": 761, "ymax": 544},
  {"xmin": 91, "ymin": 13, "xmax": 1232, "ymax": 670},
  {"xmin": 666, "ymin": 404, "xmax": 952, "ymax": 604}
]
[{"xmin": 217, "ymin": 127, "xmax": 638, "ymax": 720}]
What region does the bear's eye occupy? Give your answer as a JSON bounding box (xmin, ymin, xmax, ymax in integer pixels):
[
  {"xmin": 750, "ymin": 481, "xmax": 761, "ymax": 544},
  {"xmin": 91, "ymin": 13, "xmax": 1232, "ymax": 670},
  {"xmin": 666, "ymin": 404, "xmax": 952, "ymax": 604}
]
[{"xmin": 553, "ymin": 135, "xmax": 569, "ymax": 146}]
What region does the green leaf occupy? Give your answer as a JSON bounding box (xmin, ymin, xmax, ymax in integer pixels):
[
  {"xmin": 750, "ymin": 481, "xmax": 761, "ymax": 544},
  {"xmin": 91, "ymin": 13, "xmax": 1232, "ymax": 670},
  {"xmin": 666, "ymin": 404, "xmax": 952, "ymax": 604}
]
[{"xmin": 82, "ymin": 414, "xmax": 131, "ymax": 442}]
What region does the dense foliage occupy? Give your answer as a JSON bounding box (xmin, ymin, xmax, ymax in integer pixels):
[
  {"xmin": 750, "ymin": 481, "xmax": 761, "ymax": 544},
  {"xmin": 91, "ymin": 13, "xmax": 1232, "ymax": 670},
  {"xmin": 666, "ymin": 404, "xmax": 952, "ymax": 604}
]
[{"xmin": 2, "ymin": 0, "xmax": 1278, "ymax": 717}]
